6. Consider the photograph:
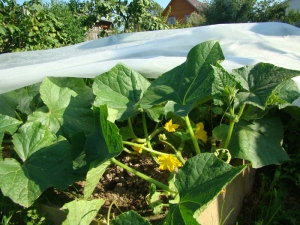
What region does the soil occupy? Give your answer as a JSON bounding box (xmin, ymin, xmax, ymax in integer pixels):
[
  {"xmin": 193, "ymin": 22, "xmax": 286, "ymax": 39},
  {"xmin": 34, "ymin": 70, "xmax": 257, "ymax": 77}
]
[{"xmin": 45, "ymin": 152, "xmax": 171, "ymax": 224}]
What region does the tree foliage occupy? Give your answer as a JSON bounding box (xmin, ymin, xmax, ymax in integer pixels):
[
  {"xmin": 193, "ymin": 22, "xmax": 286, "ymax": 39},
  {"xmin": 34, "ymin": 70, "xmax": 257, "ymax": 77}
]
[
  {"xmin": 0, "ymin": 0, "xmax": 168, "ymax": 53},
  {"xmin": 252, "ymin": 0, "xmax": 289, "ymax": 22},
  {"xmin": 98, "ymin": 0, "xmax": 168, "ymax": 33},
  {"xmin": 284, "ymin": 9, "xmax": 300, "ymax": 27},
  {"xmin": 0, "ymin": 0, "xmax": 89, "ymax": 53},
  {"xmin": 187, "ymin": 12, "xmax": 206, "ymax": 27},
  {"xmin": 200, "ymin": 0, "xmax": 256, "ymax": 24},
  {"xmin": 200, "ymin": 0, "xmax": 295, "ymax": 25},
  {"xmin": 44, "ymin": 0, "xmax": 88, "ymax": 44}
]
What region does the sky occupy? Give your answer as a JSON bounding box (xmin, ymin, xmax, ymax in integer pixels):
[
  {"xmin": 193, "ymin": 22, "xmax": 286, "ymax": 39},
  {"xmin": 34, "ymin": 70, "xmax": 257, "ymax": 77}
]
[{"xmin": 16, "ymin": 0, "xmax": 171, "ymax": 9}]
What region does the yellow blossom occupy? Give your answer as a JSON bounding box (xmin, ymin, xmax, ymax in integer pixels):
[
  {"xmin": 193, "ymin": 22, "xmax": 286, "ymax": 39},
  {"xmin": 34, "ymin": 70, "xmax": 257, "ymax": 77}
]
[
  {"xmin": 195, "ymin": 122, "xmax": 208, "ymax": 143},
  {"xmin": 131, "ymin": 140, "xmax": 143, "ymax": 154},
  {"xmin": 164, "ymin": 119, "xmax": 180, "ymax": 132},
  {"xmin": 158, "ymin": 154, "xmax": 182, "ymax": 172}
]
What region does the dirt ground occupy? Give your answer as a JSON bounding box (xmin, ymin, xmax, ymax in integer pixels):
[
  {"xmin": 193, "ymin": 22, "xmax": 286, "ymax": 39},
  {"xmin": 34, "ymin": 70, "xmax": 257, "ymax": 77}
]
[{"xmin": 49, "ymin": 152, "xmax": 171, "ymax": 223}]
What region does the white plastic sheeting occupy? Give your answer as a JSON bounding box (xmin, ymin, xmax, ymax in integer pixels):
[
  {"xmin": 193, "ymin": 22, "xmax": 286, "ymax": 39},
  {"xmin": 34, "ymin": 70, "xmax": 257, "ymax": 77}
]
[{"xmin": 1, "ymin": 22, "xmax": 300, "ymax": 103}]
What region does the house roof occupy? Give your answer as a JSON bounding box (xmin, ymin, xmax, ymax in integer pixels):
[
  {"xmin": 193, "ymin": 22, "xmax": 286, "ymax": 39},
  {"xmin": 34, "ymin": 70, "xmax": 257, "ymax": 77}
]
[
  {"xmin": 187, "ymin": 0, "xmax": 203, "ymax": 9},
  {"xmin": 162, "ymin": 0, "xmax": 204, "ymax": 15}
]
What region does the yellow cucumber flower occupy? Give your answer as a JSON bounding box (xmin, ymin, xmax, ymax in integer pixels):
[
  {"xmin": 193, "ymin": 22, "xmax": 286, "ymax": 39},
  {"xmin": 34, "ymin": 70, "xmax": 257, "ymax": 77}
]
[
  {"xmin": 131, "ymin": 140, "xmax": 143, "ymax": 154},
  {"xmin": 164, "ymin": 119, "xmax": 180, "ymax": 132},
  {"xmin": 158, "ymin": 154, "xmax": 182, "ymax": 172},
  {"xmin": 195, "ymin": 122, "xmax": 208, "ymax": 143}
]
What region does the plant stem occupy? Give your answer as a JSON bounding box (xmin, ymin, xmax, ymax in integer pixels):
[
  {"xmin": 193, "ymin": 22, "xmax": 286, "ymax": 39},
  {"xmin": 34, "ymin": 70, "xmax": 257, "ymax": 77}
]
[
  {"xmin": 184, "ymin": 115, "xmax": 201, "ymax": 154},
  {"xmin": 123, "ymin": 141, "xmax": 169, "ymax": 156},
  {"xmin": 236, "ymin": 103, "xmax": 246, "ymax": 119},
  {"xmin": 142, "ymin": 112, "xmax": 159, "ymax": 163},
  {"xmin": 14, "ymin": 110, "xmax": 22, "ymax": 121},
  {"xmin": 107, "ymin": 200, "xmax": 122, "ymax": 225},
  {"xmin": 223, "ymin": 104, "xmax": 246, "ymax": 149},
  {"xmin": 149, "ymin": 127, "xmax": 164, "ymax": 140},
  {"xmin": 127, "ymin": 118, "xmax": 146, "ymax": 143},
  {"xmin": 111, "ymin": 158, "xmax": 175, "ymax": 193},
  {"xmin": 161, "ymin": 140, "xmax": 186, "ymax": 165}
]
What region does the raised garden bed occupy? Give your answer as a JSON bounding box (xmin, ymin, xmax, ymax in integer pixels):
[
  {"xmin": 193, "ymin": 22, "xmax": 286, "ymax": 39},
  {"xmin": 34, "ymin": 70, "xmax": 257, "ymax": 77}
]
[{"xmin": 1, "ymin": 40, "xmax": 299, "ymax": 224}]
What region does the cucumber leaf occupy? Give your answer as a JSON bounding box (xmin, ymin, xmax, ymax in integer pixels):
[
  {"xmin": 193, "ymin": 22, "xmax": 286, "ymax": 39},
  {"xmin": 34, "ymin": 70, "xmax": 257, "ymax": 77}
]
[
  {"xmin": 0, "ymin": 114, "xmax": 22, "ymax": 162},
  {"xmin": 137, "ymin": 40, "xmax": 225, "ymax": 116},
  {"xmin": 0, "ymin": 114, "xmax": 22, "ymax": 135},
  {"xmin": 0, "ymin": 91, "xmax": 19, "ymax": 117},
  {"xmin": 272, "ymin": 79, "xmax": 300, "ymax": 109},
  {"xmin": 83, "ymin": 159, "xmax": 111, "ymax": 199},
  {"xmin": 233, "ymin": 63, "xmax": 300, "ymax": 109},
  {"xmin": 163, "ymin": 153, "xmax": 246, "ymax": 225},
  {"xmin": 0, "ymin": 122, "xmax": 76, "ymax": 207},
  {"xmin": 0, "ymin": 84, "xmax": 41, "ymax": 117},
  {"xmin": 112, "ymin": 210, "xmax": 151, "ymax": 225},
  {"xmin": 93, "ymin": 63, "xmax": 150, "ymax": 121},
  {"xmin": 229, "ymin": 117, "xmax": 289, "ymax": 168},
  {"xmin": 28, "ymin": 77, "xmax": 94, "ymax": 137},
  {"xmin": 62, "ymin": 199, "xmax": 105, "ymax": 225},
  {"xmin": 84, "ymin": 105, "xmax": 123, "ymax": 198}
]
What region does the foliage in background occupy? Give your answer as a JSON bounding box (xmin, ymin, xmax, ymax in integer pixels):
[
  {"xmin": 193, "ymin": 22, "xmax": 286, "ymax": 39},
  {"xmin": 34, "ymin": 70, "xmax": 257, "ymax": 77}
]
[
  {"xmin": 0, "ymin": 0, "xmax": 89, "ymax": 53},
  {"xmin": 44, "ymin": 0, "xmax": 88, "ymax": 44},
  {"xmin": 99, "ymin": 0, "xmax": 169, "ymax": 33},
  {"xmin": 199, "ymin": 0, "xmax": 300, "ymax": 26},
  {"xmin": 200, "ymin": 0, "xmax": 257, "ymax": 24},
  {"xmin": 284, "ymin": 9, "xmax": 300, "ymax": 27},
  {"xmin": 187, "ymin": 12, "xmax": 206, "ymax": 27},
  {"xmin": 252, "ymin": 0, "xmax": 289, "ymax": 22},
  {"xmin": 0, "ymin": 0, "xmax": 169, "ymax": 53}
]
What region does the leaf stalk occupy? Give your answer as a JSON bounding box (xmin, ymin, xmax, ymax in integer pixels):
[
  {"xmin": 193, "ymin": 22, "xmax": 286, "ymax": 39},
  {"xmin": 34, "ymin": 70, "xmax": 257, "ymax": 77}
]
[
  {"xmin": 184, "ymin": 116, "xmax": 201, "ymax": 154},
  {"xmin": 111, "ymin": 158, "xmax": 175, "ymax": 193}
]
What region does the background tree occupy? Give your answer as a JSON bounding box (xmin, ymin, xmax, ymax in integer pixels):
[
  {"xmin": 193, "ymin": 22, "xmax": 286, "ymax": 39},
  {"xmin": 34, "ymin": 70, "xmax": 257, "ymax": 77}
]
[
  {"xmin": 284, "ymin": 9, "xmax": 300, "ymax": 27},
  {"xmin": 106, "ymin": 0, "xmax": 168, "ymax": 32},
  {"xmin": 187, "ymin": 12, "xmax": 206, "ymax": 27},
  {"xmin": 44, "ymin": 0, "xmax": 88, "ymax": 44},
  {"xmin": 200, "ymin": 0, "xmax": 256, "ymax": 24},
  {"xmin": 252, "ymin": 0, "xmax": 289, "ymax": 22},
  {"xmin": 146, "ymin": 1, "xmax": 163, "ymax": 16},
  {"xmin": 1, "ymin": 0, "xmax": 71, "ymax": 53},
  {"xmin": 200, "ymin": 0, "xmax": 292, "ymax": 25}
]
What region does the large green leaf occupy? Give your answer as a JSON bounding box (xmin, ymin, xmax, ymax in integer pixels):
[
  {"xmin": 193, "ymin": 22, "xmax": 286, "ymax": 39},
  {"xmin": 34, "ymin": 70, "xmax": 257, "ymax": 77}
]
[
  {"xmin": 137, "ymin": 40, "xmax": 225, "ymax": 116},
  {"xmin": 228, "ymin": 117, "xmax": 289, "ymax": 168},
  {"xmin": 272, "ymin": 79, "xmax": 300, "ymax": 109},
  {"xmin": 15, "ymin": 83, "xmax": 41, "ymax": 115},
  {"xmin": 12, "ymin": 122, "xmax": 56, "ymax": 162},
  {"xmin": 0, "ymin": 115, "xmax": 22, "ymax": 161},
  {"xmin": 62, "ymin": 199, "xmax": 105, "ymax": 225},
  {"xmin": 85, "ymin": 105, "xmax": 123, "ymax": 162},
  {"xmin": 211, "ymin": 63, "xmax": 240, "ymax": 97},
  {"xmin": 112, "ymin": 210, "xmax": 151, "ymax": 225},
  {"xmin": 233, "ymin": 63, "xmax": 300, "ymax": 109},
  {"xmin": 84, "ymin": 105, "xmax": 123, "ymax": 198},
  {"xmin": 0, "ymin": 122, "xmax": 76, "ymax": 207},
  {"xmin": 69, "ymin": 131, "xmax": 89, "ymax": 174},
  {"xmin": 163, "ymin": 153, "xmax": 246, "ymax": 225},
  {"xmin": 0, "ymin": 114, "xmax": 22, "ymax": 135},
  {"xmin": 0, "ymin": 84, "xmax": 41, "ymax": 117},
  {"xmin": 28, "ymin": 77, "xmax": 94, "ymax": 137},
  {"xmin": 0, "ymin": 91, "xmax": 18, "ymax": 117},
  {"xmin": 84, "ymin": 159, "xmax": 111, "ymax": 199},
  {"xmin": 93, "ymin": 63, "xmax": 150, "ymax": 121}
]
